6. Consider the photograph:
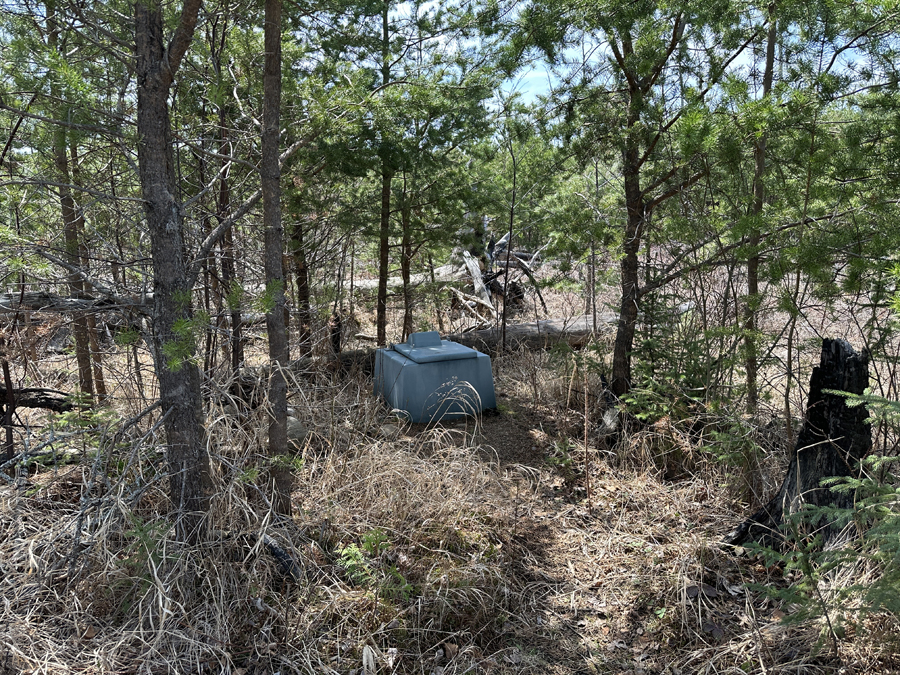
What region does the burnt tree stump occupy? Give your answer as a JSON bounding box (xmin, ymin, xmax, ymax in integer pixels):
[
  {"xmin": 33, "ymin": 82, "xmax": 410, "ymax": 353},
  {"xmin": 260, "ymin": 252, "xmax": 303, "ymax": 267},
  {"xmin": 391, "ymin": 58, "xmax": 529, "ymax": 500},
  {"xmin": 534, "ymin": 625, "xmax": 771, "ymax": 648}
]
[{"xmin": 724, "ymin": 338, "xmax": 872, "ymax": 547}]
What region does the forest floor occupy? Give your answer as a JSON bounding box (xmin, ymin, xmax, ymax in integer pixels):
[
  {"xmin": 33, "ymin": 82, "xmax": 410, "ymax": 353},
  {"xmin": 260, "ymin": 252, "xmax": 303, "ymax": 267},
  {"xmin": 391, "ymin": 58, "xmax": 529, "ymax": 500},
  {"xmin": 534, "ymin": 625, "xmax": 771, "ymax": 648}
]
[
  {"xmin": 2, "ymin": 345, "xmax": 899, "ymax": 674},
  {"xmin": 2, "ymin": 277, "xmax": 900, "ymax": 673},
  {"xmin": 397, "ymin": 262, "xmax": 899, "ymax": 673},
  {"xmin": 343, "ymin": 347, "xmax": 900, "ymax": 675}
]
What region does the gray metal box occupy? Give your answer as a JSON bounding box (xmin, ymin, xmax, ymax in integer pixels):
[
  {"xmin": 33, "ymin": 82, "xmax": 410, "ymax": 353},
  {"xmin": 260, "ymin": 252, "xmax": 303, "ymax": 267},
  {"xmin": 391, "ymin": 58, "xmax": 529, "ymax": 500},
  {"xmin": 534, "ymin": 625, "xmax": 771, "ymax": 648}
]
[{"xmin": 374, "ymin": 331, "xmax": 497, "ymax": 423}]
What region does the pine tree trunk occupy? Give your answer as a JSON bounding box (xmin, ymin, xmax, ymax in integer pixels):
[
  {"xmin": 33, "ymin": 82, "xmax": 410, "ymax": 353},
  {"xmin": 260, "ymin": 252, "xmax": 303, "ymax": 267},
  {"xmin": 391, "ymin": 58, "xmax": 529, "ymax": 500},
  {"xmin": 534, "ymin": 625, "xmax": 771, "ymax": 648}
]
[
  {"xmin": 209, "ymin": 18, "xmax": 241, "ymax": 372},
  {"xmin": 47, "ymin": 25, "xmax": 93, "ymax": 402},
  {"xmin": 376, "ymin": 0, "xmax": 392, "ymax": 347},
  {"xmin": 2, "ymin": 355, "xmax": 14, "ymax": 461},
  {"xmin": 400, "ymin": 181, "xmax": 413, "ymax": 342},
  {"xmin": 59, "ymin": 169, "xmax": 95, "ymax": 403},
  {"xmin": 744, "ymin": 18, "xmax": 776, "ymax": 415},
  {"xmin": 215, "ymin": 65, "xmax": 243, "ymax": 372},
  {"xmin": 291, "ymin": 221, "xmax": 312, "ymax": 356},
  {"xmin": 71, "ymin": 143, "xmax": 107, "ymax": 402},
  {"xmin": 46, "ymin": 1, "xmax": 93, "ymax": 403},
  {"xmin": 135, "ymin": 0, "xmax": 210, "ymax": 543},
  {"xmin": 377, "ymin": 169, "xmax": 392, "ymax": 346},
  {"xmin": 196, "ymin": 122, "xmax": 218, "ymax": 373},
  {"xmin": 611, "ymin": 119, "xmax": 644, "ymax": 398},
  {"xmin": 500, "ymin": 142, "xmax": 516, "ymax": 353},
  {"xmin": 221, "ymin": 227, "xmax": 243, "ymax": 371},
  {"xmin": 724, "ymin": 339, "xmax": 872, "ymax": 548},
  {"xmin": 262, "ymin": 0, "xmax": 292, "ymax": 516},
  {"xmin": 85, "ymin": 314, "xmax": 107, "ymax": 402}
]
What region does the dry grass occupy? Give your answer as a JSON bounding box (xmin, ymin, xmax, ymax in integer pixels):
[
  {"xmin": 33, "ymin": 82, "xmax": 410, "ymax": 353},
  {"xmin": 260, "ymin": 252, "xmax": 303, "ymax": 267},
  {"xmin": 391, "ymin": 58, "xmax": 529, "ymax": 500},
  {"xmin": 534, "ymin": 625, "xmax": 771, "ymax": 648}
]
[
  {"xmin": 0, "ymin": 374, "xmax": 529, "ymax": 674},
  {"xmin": 2, "ymin": 266, "xmax": 900, "ymax": 674}
]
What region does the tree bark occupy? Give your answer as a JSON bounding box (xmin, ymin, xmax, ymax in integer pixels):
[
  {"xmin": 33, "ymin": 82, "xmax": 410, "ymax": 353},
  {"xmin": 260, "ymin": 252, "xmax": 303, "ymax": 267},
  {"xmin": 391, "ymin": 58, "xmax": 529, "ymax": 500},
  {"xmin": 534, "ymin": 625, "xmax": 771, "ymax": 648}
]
[
  {"xmin": 501, "ymin": 139, "xmax": 516, "ymax": 352},
  {"xmin": 744, "ymin": 16, "xmax": 777, "ymax": 415},
  {"xmin": 2, "ymin": 355, "xmax": 14, "ymax": 461},
  {"xmin": 196, "ymin": 111, "xmax": 218, "ymax": 373},
  {"xmin": 210, "ymin": 19, "xmax": 244, "ymax": 374},
  {"xmin": 135, "ymin": 0, "xmax": 210, "ymax": 543},
  {"xmin": 85, "ymin": 314, "xmax": 107, "ymax": 402},
  {"xmin": 262, "ymin": 0, "xmax": 292, "ymax": 516},
  {"xmin": 724, "ymin": 339, "xmax": 872, "ymax": 548},
  {"xmin": 611, "ymin": 86, "xmax": 644, "ymax": 398},
  {"xmin": 71, "ymin": 142, "xmax": 108, "ymax": 402},
  {"xmin": 0, "ymin": 384, "xmax": 74, "ymax": 414},
  {"xmin": 221, "ymin": 220, "xmax": 243, "ymax": 371},
  {"xmin": 47, "ymin": 2, "xmax": 93, "ymax": 403},
  {"xmin": 60, "ymin": 179, "xmax": 95, "ymax": 401},
  {"xmin": 377, "ymin": 170, "xmax": 392, "ymax": 346},
  {"xmin": 58, "ymin": 150, "xmax": 94, "ymax": 402},
  {"xmin": 291, "ymin": 220, "xmax": 312, "ymax": 356},
  {"xmin": 400, "ymin": 177, "xmax": 414, "ymax": 342},
  {"xmin": 376, "ymin": 0, "xmax": 392, "ymax": 347}
]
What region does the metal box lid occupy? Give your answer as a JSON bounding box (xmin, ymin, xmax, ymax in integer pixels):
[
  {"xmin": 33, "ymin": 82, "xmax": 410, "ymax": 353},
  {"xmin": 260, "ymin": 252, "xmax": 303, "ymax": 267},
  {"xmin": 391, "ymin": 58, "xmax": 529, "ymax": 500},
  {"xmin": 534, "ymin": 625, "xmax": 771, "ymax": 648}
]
[{"xmin": 394, "ymin": 331, "xmax": 478, "ymax": 364}]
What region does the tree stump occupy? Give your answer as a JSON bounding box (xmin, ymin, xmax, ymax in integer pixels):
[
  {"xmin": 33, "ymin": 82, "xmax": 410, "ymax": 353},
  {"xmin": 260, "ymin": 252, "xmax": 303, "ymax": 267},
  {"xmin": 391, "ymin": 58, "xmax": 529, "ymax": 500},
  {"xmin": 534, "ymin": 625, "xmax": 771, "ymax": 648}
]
[{"xmin": 723, "ymin": 338, "xmax": 872, "ymax": 547}]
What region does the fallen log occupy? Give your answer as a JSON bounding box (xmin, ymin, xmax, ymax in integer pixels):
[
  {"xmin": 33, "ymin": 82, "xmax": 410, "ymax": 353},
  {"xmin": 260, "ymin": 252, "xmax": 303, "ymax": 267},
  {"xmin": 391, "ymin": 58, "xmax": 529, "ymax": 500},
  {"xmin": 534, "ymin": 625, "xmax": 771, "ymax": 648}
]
[
  {"xmin": 352, "ymin": 265, "xmax": 459, "ymax": 291},
  {"xmin": 494, "ymin": 252, "xmax": 542, "ymax": 268},
  {"xmin": 0, "ymin": 291, "xmax": 147, "ymax": 314},
  {"xmin": 1, "ymin": 292, "xmax": 99, "ymax": 313},
  {"xmin": 0, "ymin": 385, "xmax": 75, "ymax": 413},
  {"xmin": 446, "ymin": 314, "xmax": 616, "ymax": 353}
]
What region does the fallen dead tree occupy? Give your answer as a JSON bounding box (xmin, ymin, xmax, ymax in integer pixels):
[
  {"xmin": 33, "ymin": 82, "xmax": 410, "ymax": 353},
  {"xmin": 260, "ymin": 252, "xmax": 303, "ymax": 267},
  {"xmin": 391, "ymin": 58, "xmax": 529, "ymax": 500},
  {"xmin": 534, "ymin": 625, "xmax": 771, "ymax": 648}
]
[
  {"xmin": 0, "ymin": 385, "xmax": 74, "ymax": 413},
  {"xmin": 494, "ymin": 250, "xmax": 542, "ymax": 266},
  {"xmin": 446, "ymin": 314, "xmax": 616, "ymax": 353},
  {"xmin": 0, "ymin": 291, "xmax": 148, "ymax": 314},
  {"xmin": 352, "ymin": 265, "xmax": 459, "ymax": 291},
  {"xmin": 1, "ymin": 293, "xmax": 269, "ymax": 332}
]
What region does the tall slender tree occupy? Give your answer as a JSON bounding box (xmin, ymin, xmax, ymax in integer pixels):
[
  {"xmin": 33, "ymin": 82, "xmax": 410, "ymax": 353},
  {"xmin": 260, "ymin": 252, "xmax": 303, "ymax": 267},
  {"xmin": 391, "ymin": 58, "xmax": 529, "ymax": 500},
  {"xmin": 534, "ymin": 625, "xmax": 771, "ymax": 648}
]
[
  {"xmin": 744, "ymin": 8, "xmax": 777, "ymax": 415},
  {"xmin": 262, "ymin": 0, "xmax": 292, "ymax": 516},
  {"xmin": 134, "ymin": 0, "xmax": 211, "ymax": 542},
  {"xmin": 515, "ymin": 0, "xmax": 761, "ymax": 396},
  {"xmin": 300, "ymin": 0, "xmax": 496, "ymax": 344},
  {"xmin": 46, "ymin": 0, "xmax": 94, "ymax": 403}
]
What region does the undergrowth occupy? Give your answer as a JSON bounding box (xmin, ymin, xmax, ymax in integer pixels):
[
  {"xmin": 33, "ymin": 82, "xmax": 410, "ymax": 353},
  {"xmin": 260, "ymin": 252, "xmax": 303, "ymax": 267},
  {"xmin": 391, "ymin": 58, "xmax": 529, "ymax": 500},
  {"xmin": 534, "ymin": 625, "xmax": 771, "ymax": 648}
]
[
  {"xmin": 1, "ymin": 341, "xmax": 900, "ymax": 674},
  {"xmin": 0, "ymin": 367, "xmax": 528, "ymax": 674}
]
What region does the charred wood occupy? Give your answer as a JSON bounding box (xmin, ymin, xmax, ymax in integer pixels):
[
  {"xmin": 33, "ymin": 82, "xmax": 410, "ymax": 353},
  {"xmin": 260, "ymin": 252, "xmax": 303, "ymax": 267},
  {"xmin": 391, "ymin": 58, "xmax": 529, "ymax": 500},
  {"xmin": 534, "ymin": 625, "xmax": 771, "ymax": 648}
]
[
  {"xmin": 723, "ymin": 339, "xmax": 872, "ymax": 548},
  {"xmin": 0, "ymin": 385, "xmax": 75, "ymax": 413}
]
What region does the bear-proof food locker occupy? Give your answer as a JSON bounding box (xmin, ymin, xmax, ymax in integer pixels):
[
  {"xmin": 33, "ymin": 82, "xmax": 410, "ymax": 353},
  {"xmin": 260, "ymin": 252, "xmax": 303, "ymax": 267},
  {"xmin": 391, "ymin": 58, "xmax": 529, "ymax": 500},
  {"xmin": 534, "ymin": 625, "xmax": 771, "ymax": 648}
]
[{"xmin": 374, "ymin": 331, "xmax": 496, "ymax": 423}]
